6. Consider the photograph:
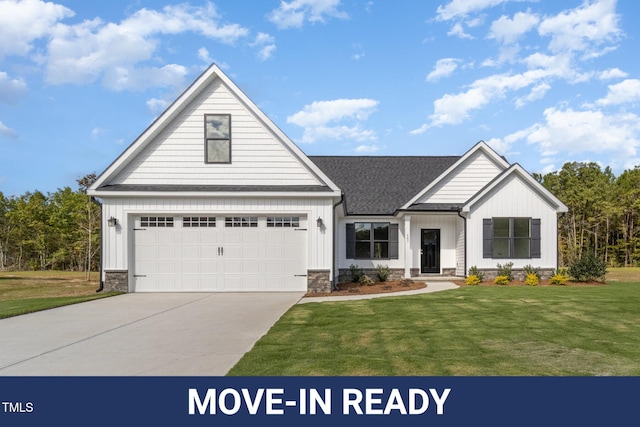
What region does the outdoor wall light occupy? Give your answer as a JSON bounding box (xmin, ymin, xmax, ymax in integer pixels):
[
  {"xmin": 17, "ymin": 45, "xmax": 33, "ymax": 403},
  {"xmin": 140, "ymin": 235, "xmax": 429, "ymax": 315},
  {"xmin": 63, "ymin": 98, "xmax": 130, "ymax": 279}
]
[
  {"xmin": 107, "ymin": 217, "xmax": 118, "ymax": 227},
  {"xmin": 316, "ymin": 217, "xmax": 323, "ymax": 227}
]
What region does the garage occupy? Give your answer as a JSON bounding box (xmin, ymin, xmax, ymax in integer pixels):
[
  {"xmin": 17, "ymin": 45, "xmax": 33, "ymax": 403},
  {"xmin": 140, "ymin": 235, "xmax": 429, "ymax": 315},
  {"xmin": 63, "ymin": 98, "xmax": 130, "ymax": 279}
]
[{"xmin": 132, "ymin": 215, "xmax": 308, "ymax": 292}]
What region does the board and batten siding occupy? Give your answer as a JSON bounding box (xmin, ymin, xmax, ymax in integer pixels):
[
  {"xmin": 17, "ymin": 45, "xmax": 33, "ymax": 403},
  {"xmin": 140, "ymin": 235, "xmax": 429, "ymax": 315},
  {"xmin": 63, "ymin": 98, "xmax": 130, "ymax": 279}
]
[
  {"xmin": 100, "ymin": 196, "xmax": 334, "ymax": 282},
  {"xmin": 466, "ymin": 174, "xmax": 559, "ymax": 270},
  {"xmin": 417, "ymin": 150, "xmax": 503, "ymax": 204},
  {"xmin": 111, "ymin": 80, "xmax": 322, "ymax": 186},
  {"xmin": 409, "ymin": 214, "xmax": 462, "ymax": 274}
]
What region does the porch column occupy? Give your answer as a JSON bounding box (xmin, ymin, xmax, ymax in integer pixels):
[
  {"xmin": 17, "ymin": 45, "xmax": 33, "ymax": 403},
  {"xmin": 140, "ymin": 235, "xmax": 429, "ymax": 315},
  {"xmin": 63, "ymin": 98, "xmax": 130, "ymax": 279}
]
[{"xmin": 404, "ymin": 215, "xmax": 411, "ymax": 278}]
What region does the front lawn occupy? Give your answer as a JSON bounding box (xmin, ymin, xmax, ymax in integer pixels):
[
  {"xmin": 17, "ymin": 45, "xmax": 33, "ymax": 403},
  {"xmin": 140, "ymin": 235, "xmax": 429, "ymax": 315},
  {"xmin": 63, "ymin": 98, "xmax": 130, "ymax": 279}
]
[
  {"xmin": 228, "ymin": 277, "xmax": 640, "ymax": 376},
  {"xmin": 0, "ymin": 271, "xmax": 121, "ymax": 319}
]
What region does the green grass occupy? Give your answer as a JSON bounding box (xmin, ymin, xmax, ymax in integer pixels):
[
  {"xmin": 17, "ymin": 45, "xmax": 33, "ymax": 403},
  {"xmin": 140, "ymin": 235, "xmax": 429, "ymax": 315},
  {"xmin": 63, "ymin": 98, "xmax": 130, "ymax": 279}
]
[
  {"xmin": 0, "ymin": 271, "xmax": 121, "ymax": 319},
  {"xmin": 228, "ymin": 269, "xmax": 640, "ymax": 376}
]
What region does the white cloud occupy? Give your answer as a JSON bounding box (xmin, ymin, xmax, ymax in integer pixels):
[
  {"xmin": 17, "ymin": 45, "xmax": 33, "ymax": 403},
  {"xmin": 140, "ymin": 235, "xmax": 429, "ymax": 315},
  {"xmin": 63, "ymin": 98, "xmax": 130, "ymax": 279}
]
[
  {"xmin": 91, "ymin": 127, "xmax": 106, "ymax": 139},
  {"xmin": 287, "ymin": 98, "xmax": 379, "ymax": 143},
  {"xmin": 499, "ymin": 107, "xmax": 640, "ymax": 163},
  {"xmin": 538, "ymin": 0, "xmax": 621, "ymax": 55},
  {"xmin": 596, "ymin": 79, "xmax": 640, "ymax": 106},
  {"xmin": 488, "ymin": 11, "xmax": 539, "ymax": 44},
  {"xmin": 268, "ymin": 0, "xmax": 348, "ymax": 29},
  {"xmin": 0, "ymin": 121, "xmax": 17, "ymax": 138},
  {"xmin": 436, "ymin": 0, "xmax": 513, "ymax": 21},
  {"xmin": 198, "ymin": 47, "xmax": 213, "ymax": 63},
  {"xmin": 45, "ymin": 3, "xmax": 248, "ymax": 89},
  {"xmin": 147, "ymin": 98, "xmax": 171, "ymax": 114},
  {"xmin": 447, "ymin": 22, "xmax": 473, "ymax": 39},
  {"xmin": 515, "ymin": 82, "xmax": 551, "ymax": 108},
  {"xmin": 598, "ymin": 68, "xmax": 627, "ymax": 80},
  {"xmin": 0, "ymin": 0, "xmax": 73, "ymax": 57},
  {"xmin": 0, "ymin": 71, "xmax": 27, "ymax": 104},
  {"xmin": 251, "ymin": 33, "xmax": 276, "ymax": 60},
  {"xmin": 426, "ymin": 58, "xmax": 460, "ymax": 82},
  {"xmin": 355, "ymin": 144, "xmax": 380, "ymax": 153}
]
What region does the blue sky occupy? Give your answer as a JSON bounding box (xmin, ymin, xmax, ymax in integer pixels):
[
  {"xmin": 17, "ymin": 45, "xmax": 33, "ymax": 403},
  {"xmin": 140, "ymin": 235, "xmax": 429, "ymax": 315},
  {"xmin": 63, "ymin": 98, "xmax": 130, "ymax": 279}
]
[{"xmin": 1, "ymin": 0, "xmax": 639, "ymax": 196}]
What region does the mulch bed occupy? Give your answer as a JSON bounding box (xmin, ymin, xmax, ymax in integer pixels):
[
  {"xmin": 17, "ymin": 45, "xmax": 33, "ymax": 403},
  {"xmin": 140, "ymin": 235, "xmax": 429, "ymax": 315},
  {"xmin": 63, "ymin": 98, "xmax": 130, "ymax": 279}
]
[
  {"xmin": 305, "ymin": 279, "xmax": 426, "ymax": 297},
  {"xmin": 453, "ymin": 279, "xmax": 605, "ymax": 287}
]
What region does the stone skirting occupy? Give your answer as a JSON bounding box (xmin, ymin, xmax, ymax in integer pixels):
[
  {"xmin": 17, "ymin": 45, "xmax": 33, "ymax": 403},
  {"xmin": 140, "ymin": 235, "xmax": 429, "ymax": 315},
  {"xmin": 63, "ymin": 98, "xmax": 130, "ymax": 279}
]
[
  {"xmin": 477, "ymin": 268, "xmax": 555, "ymax": 281},
  {"xmin": 104, "ymin": 270, "xmax": 129, "ymax": 292},
  {"xmin": 307, "ymin": 269, "xmax": 332, "ymax": 293},
  {"xmin": 337, "ymin": 268, "xmax": 405, "ymax": 284},
  {"xmin": 410, "ymin": 268, "xmax": 456, "ymax": 277}
]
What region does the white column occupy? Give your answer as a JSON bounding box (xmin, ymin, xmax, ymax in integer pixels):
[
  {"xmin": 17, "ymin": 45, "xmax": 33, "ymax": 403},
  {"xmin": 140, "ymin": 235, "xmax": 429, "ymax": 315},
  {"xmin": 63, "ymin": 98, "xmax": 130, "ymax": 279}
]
[{"xmin": 404, "ymin": 215, "xmax": 412, "ymax": 278}]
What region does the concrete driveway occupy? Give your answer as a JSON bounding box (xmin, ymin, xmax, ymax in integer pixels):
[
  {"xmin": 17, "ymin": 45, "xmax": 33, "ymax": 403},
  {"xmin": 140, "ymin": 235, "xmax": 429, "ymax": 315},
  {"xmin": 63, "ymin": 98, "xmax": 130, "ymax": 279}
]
[{"xmin": 0, "ymin": 292, "xmax": 304, "ymax": 376}]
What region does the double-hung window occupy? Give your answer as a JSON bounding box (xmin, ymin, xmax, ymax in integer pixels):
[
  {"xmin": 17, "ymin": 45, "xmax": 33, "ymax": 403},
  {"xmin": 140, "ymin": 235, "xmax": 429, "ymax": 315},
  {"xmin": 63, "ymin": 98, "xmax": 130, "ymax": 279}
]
[
  {"xmin": 205, "ymin": 114, "xmax": 231, "ymax": 163},
  {"xmin": 483, "ymin": 217, "xmax": 540, "ymax": 259},
  {"xmin": 347, "ymin": 222, "xmax": 398, "ymax": 260}
]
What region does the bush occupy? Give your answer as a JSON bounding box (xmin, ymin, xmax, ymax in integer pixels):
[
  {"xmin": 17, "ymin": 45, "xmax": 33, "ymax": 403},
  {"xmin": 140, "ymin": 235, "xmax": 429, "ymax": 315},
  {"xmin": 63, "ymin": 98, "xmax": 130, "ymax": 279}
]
[
  {"xmin": 375, "ymin": 264, "xmax": 390, "ymax": 282},
  {"xmin": 568, "ymin": 253, "xmax": 607, "ymax": 282},
  {"xmin": 468, "ymin": 266, "xmax": 485, "ymax": 281},
  {"xmin": 523, "ymin": 264, "xmax": 540, "ymax": 279},
  {"xmin": 349, "ymin": 264, "xmax": 364, "ymax": 283},
  {"xmin": 496, "ymin": 262, "xmax": 514, "ymax": 281},
  {"xmin": 524, "ymin": 273, "xmax": 539, "ymax": 286},
  {"xmin": 494, "ymin": 275, "xmax": 510, "ymax": 285},
  {"xmin": 550, "ymin": 274, "xmax": 568, "ymax": 286},
  {"xmin": 358, "ymin": 274, "xmax": 374, "ymax": 286},
  {"xmin": 465, "ymin": 275, "xmax": 481, "ymax": 286}
]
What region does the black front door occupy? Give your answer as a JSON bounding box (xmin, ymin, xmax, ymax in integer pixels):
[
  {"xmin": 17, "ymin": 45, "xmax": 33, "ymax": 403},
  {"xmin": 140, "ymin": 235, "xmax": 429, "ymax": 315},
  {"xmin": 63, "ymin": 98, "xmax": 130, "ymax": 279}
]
[{"xmin": 421, "ymin": 229, "xmax": 440, "ymax": 274}]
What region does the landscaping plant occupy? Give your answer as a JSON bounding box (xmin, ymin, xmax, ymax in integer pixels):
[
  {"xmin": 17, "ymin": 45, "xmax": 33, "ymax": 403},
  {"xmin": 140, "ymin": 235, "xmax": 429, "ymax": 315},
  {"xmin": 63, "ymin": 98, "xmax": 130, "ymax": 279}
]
[
  {"xmin": 494, "ymin": 275, "xmax": 510, "ymax": 285},
  {"xmin": 496, "ymin": 262, "xmax": 514, "ymax": 281},
  {"xmin": 568, "ymin": 253, "xmax": 607, "ymax": 282},
  {"xmin": 468, "ymin": 266, "xmax": 485, "ymax": 281},
  {"xmin": 375, "ymin": 264, "xmax": 390, "ymax": 282},
  {"xmin": 525, "ymin": 273, "xmax": 539, "ymax": 286},
  {"xmin": 465, "ymin": 275, "xmax": 481, "ymax": 286}
]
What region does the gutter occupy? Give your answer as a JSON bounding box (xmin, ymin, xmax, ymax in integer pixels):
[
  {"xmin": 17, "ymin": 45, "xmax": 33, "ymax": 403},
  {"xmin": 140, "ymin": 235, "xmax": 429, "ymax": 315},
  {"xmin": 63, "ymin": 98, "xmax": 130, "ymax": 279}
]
[
  {"xmin": 332, "ymin": 193, "xmax": 345, "ymax": 291},
  {"xmin": 456, "ymin": 208, "xmax": 467, "ymax": 277},
  {"xmin": 94, "ymin": 197, "xmax": 104, "ymax": 293}
]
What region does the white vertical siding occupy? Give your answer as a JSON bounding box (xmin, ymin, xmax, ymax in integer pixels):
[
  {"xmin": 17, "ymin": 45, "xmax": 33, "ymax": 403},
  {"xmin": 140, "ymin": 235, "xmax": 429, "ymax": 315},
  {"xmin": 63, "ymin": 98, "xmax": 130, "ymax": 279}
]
[
  {"xmin": 112, "ymin": 80, "xmax": 322, "ymax": 186},
  {"xmin": 466, "ymin": 174, "xmax": 559, "ymax": 270},
  {"xmin": 455, "ymin": 216, "xmax": 465, "ymax": 276},
  {"xmin": 409, "ymin": 214, "xmax": 459, "ymax": 273},
  {"xmin": 100, "ymin": 196, "xmax": 334, "ymax": 282},
  {"xmin": 336, "ymin": 217, "xmax": 405, "ymax": 270},
  {"xmin": 417, "ymin": 150, "xmax": 503, "ymax": 204}
]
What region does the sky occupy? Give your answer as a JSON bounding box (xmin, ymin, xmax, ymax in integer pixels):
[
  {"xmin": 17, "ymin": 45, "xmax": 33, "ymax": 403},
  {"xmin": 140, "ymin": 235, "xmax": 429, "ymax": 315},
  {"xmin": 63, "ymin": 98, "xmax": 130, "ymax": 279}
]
[{"xmin": 1, "ymin": 0, "xmax": 639, "ymax": 196}]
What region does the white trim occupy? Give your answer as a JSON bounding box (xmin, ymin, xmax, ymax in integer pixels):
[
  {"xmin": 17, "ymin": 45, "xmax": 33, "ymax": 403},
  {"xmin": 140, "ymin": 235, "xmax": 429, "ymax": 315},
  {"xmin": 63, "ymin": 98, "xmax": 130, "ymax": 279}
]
[
  {"xmin": 401, "ymin": 141, "xmax": 510, "ymax": 209},
  {"xmin": 90, "ymin": 190, "xmax": 341, "ymax": 198},
  {"xmin": 462, "ymin": 163, "xmax": 568, "ymax": 213},
  {"xmin": 88, "ymin": 63, "xmax": 340, "ymax": 195}
]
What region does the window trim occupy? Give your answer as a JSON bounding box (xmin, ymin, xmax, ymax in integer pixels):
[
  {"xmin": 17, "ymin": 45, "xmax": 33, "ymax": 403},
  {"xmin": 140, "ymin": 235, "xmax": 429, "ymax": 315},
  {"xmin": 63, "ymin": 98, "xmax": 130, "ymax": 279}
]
[
  {"xmin": 485, "ymin": 217, "xmax": 537, "ymax": 259},
  {"xmin": 204, "ymin": 114, "xmax": 232, "ymax": 164},
  {"xmin": 354, "ymin": 222, "xmax": 391, "ymax": 260}
]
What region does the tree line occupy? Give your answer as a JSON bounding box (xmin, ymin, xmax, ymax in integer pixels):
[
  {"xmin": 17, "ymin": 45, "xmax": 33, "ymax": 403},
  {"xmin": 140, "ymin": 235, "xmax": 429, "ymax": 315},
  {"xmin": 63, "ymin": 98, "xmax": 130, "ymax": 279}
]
[
  {"xmin": 536, "ymin": 162, "xmax": 640, "ymax": 268},
  {"xmin": 0, "ymin": 174, "xmax": 100, "ymax": 277},
  {"xmin": 0, "ymin": 163, "xmax": 638, "ymax": 275}
]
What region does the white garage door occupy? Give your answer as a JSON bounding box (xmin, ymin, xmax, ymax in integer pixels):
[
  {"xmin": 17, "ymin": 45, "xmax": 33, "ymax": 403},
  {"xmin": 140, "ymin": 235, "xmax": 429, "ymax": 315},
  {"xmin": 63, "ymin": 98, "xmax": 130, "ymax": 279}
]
[{"xmin": 133, "ymin": 215, "xmax": 307, "ymax": 292}]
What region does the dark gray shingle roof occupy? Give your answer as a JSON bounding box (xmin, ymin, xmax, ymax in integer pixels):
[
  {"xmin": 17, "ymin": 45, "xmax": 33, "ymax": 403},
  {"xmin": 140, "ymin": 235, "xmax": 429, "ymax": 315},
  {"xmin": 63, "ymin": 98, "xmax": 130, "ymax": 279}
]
[{"xmin": 309, "ymin": 156, "xmax": 460, "ymax": 215}]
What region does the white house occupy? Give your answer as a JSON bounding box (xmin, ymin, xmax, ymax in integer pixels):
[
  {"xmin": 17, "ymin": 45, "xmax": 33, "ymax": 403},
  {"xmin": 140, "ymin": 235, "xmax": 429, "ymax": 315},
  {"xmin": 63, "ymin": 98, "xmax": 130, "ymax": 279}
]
[{"xmin": 88, "ymin": 64, "xmax": 568, "ymax": 293}]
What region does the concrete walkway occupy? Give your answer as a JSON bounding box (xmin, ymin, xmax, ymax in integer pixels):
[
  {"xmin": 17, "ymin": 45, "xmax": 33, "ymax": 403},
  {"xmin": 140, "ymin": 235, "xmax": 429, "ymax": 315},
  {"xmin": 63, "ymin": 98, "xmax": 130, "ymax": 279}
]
[{"xmin": 298, "ymin": 281, "xmax": 459, "ymax": 304}]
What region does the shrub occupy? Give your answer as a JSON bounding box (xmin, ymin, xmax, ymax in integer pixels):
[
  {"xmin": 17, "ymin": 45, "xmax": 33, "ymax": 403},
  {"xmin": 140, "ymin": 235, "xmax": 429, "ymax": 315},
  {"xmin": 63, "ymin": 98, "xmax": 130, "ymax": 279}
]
[
  {"xmin": 523, "ymin": 264, "xmax": 540, "ymax": 279},
  {"xmin": 468, "ymin": 266, "xmax": 485, "ymax": 281},
  {"xmin": 568, "ymin": 253, "xmax": 607, "ymax": 282},
  {"xmin": 465, "ymin": 275, "xmax": 481, "ymax": 286},
  {"xmin": 496, "ymin": 262, "xmax": 514, "ymax": 281},
  {"xmin": 494, "ymin": 275, "xmax": 510, "ymax": 285},
  {"xmin": 375, "ymin": 264, "xmax": 390, "ymax": 282},
  {"xmin": 524, "ymin": 273, "xmax": 539, "ymax": 286},
  {"xmin": 349, "ymin": 264, "xmax": 364, "ymax": 283},
  {"xmin": 550, "ymin": 274, "xmax": 568, "ymax": 286},
  {"xmin": 358, "ymin": 274, "xmax": 374, "ymax": 286}
]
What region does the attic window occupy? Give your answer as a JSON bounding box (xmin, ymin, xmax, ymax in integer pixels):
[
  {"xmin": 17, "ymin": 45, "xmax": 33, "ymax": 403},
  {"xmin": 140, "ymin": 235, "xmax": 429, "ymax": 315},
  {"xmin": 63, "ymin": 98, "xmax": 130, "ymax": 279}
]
[{"xmin": 205, "ymin": 114, "xmax": 231, "ymax": 163}]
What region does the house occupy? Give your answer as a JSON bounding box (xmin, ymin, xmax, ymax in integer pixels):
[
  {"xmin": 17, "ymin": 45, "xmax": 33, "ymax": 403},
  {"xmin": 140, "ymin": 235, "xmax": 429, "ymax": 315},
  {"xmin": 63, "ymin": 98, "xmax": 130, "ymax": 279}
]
[{"xmin": 88, "ymin": 64, "xmax": 568, "ymax": 293}]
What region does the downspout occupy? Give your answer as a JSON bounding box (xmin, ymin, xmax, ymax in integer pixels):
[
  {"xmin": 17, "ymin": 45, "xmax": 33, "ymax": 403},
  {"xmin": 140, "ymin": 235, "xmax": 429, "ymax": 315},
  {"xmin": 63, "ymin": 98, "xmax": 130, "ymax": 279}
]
[
  {"xmin": 456, "ymin": 208, "xmax": 467, "ymax": 277},
  {"xmin": 332, "ymin": 193, "xmax": 345, "ymax": 291},
  {"xmin": 95, "ymin": 197, "xmax": 104, "ymax": 293}
]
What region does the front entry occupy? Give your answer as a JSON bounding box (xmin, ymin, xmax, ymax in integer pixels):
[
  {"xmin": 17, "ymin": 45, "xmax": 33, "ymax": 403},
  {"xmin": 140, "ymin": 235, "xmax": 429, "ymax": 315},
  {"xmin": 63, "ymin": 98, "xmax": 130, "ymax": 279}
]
[{"xmin": 421, "ymin": 229, "xmax": 440, "ymax": 274}]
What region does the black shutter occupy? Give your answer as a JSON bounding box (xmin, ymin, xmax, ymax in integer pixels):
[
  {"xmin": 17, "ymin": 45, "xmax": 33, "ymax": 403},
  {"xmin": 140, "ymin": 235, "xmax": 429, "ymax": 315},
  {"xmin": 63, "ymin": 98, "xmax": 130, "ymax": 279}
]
[
  {"xmin": 483, "ymin": 219, "xmax": 493, "ymax": 258},
  {"xmin": 346, "ymin": 223, "xmax": 355, "ymax": 259},
  {"xmin": 389, "ymin": 224, "xmax": 399, "ymax": 260},
  {"xmin": 531, "ymin": 218, "xmax": 541, "ymax": 258}
]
